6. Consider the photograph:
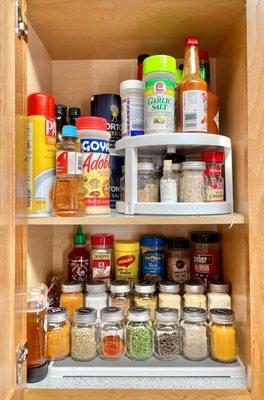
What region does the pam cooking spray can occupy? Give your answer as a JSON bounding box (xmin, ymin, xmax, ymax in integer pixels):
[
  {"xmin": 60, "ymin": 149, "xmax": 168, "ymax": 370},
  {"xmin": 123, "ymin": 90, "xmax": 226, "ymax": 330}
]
[{"xmin": 27, "ymin": 93, "xmax": 56, "ymax": 216}]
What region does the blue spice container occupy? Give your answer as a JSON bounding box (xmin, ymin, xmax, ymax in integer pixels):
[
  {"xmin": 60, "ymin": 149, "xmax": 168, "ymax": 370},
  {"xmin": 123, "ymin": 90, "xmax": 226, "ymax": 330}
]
[{"xmin": 140, "ymin": 236, "xmax": 166, "ymax": 282}]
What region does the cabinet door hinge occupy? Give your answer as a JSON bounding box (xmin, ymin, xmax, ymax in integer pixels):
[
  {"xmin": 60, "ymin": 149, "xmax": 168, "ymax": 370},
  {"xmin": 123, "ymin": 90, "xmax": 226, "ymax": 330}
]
[
  {"xmin": 16, "ymin": 342, "xmax": 28, "ymax": 385},
  {"xmin": 15, "ymin": 0, "xmax": 28, "ymax": 42}
]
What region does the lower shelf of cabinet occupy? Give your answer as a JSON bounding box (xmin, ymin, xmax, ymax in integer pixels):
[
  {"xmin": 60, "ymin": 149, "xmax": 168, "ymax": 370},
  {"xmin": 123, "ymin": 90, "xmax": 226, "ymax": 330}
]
[{"xmin": 48, "ymin": 356, "xmax": 245, "ymax": 379}]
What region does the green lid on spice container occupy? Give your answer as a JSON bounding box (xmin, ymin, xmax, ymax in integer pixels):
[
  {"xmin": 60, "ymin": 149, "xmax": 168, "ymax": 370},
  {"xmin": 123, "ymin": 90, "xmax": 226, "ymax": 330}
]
[{"xmin": 143, "ymin": 55, "xmax": 176, "ymax": 76}]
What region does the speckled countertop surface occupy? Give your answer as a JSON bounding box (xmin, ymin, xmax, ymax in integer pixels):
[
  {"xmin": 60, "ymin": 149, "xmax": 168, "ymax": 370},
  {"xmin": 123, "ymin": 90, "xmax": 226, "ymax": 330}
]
[{"xmin": 28, "ymin": 376, "xmax": 247, "ymax": 389}]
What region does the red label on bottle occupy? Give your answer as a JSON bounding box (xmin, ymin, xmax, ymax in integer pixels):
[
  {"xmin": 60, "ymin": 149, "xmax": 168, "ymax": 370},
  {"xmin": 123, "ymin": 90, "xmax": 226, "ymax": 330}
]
[
  {"xmin": 191, "ymin": 250, "xmax": 220, "ymax": 283},
  {"xmin": 91, "ymin": 253, "xmax": 111, "ymax": 281},
  {"xmin": 205, "ymin": 165, "xmax": 222, "ymax": 177},
  {"xmin": 68, "ymin": 257, "xmax": 89, "ymax": 282},
  {"xmin": 116, "ymin": 255, "xmax": 136, "ymax": 268}
]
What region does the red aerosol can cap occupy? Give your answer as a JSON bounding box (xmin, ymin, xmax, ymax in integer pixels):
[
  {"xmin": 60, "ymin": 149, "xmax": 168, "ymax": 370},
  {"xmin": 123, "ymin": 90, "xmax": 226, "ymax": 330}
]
[{"xmin": 27, "ymin": 92, "xmax": 55, "ymax": 118}]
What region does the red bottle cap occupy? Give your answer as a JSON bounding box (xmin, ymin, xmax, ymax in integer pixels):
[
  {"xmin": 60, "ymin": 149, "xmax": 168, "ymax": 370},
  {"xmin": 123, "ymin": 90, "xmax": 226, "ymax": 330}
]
[
  {"xmin": 91, "ymin": 234, "xmax": 114, "ymax": 246},
  {"xmin": 199, "ymin": 50, "xmax": 209, "ymax": 61},
  {"xmin": 201, "ymin": 151, "xmax": 224, "ymax": 163},
  {"xmin": 184, "ymin": 36, "xmax": 199, "ymax": 47},
  {"xmin": 76, "ymin": 116, "xmax": 107, "ymax": 131},
  {"xmin": 27, "ymin": 92, "xmax": 54, "ymax": 118}
]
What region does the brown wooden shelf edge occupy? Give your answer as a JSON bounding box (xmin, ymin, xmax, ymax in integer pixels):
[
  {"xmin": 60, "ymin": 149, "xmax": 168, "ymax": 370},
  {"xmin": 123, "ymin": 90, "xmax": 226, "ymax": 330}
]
[{"xmin": 24, "ymin": 388, "xmax": 250, "ymax": 400}]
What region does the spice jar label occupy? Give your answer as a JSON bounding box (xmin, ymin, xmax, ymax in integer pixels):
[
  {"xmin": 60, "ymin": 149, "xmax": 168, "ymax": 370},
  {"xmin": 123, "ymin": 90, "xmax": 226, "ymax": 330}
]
[
  {"xmin": 56, "ymin": 151, "xmax": 82, "ymax": 175},
  {"xmin": 192, "ymin": 250, "xmax": 220, "ymax": 282},
  {"xmin": 167, "ymin": 257, "xmax": 190, "ymax": 283},
  {"xmin": 141, "ymin": 249, "xmax": 165, "ymax": 282},
  {"xmin": 91, "ymin": 253, "xmax": 111, "ymax": 281},
  {"xmin": 115, "ymin": 255, "xmax": 138, "ymax": 281},
  {"xmin": 68, "ymin": 258, "xmax": 89, "ymax": 282},
  {"xmin": 183, "ymin": 90, "xmax": 207, "ymax": 132}
]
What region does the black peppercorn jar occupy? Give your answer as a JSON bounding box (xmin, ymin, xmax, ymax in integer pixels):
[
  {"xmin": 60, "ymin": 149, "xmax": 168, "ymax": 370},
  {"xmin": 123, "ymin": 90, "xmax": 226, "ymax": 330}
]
[{"xmin": 154, "ymin": 308, "xmax": 181, "ymax": 361}]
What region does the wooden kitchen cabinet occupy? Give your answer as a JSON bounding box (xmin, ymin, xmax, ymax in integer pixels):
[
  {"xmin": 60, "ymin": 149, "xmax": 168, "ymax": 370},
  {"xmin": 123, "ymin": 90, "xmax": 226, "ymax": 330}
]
[{"xmin": 1, "ymin": 0, "xmax": 264, "ymax": 399}]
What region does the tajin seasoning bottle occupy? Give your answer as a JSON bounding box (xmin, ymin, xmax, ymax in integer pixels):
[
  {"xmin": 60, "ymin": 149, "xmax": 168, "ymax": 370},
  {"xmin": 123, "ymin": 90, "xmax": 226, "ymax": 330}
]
[
  {"xmin": 199, "ymin": 50, "xmax": 219, "ymax": 133},
  {"xmin": 177, "ymin": 36, "xmax": 208, "ymax": 133},
  {"xmin": 68, "ymin": 226, "xmax": 89, "ymax": 283}
]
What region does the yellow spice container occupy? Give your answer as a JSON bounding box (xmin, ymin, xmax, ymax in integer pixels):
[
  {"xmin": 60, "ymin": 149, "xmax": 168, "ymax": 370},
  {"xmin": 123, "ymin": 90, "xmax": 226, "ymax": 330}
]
[
  {"xmin": 114, "ymin": 240, "xmax": 140, "ymax": 283},
  {"xmin": 210, "ymin": 308, "xmax": 237, "ymax": 363}
]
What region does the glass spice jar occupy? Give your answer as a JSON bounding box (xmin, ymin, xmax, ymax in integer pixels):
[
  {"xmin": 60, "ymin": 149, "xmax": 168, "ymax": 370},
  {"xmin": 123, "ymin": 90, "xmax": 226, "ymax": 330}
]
[
  {"xmin": 47, "ymin": 307, "xmax": 71, "ymax": 361},
  {"xmin": 99, "ymin": 307, "xmax": 125, "ymax": 360},
  {"xmin": 60, "ymin": 282, "xmax": 84, "ymax": 323},
  {"xmin": 138, "ymin": 163, "xmax": 159, "ymax": 202},
  {"xmin": 85, "ymin": 282, "xmax": 108, "ymax": 320},
  {"xmin": 167, "ymin": 237, "xmax": 191, "ymax": 283},
  {"xmin": 158, "ymin": 281, "xmax": 181, "ymax": 319},
  {"xmin": 210, "ymin": 308, "xmax": 237, "ymax": 363},
  {"xmin": 110, "ymin": 281, "xmax": 131, "ymax": 318},
  {"xmin": 183, "ymin": 281, "xmax": 206, "ymax": 309},
  {"xmin": 89, "ymin": 234, "xmax": 114, "ymax": 286},
  {"xmin": 179, "ymin": 161, "xmax": 206, "ymax": 202},
  {"xmin": 71, "ymin": 307, "xmax": 98, "ymax": 361},
  {"xmin": 126, "ymin": 307, "xmax": 153, "ymax": 360},
  {"xmin": 134, "ymin": 282, "xmax": 157, "ymax": 320},
  {"xmin": 201, "ymin": 151, "xmax": 224, "ymax": 202},
  {"xmin": 154, "ymin": 308, "xmax": 181, "ymax": 361},
  {"xmin": 207, "ymin": 282, "xmax": 231, "ymax": 312},
  {"xmin": 191, "ymin": 231, "xmax": 221, "ymax": 285},
  {"xmin": 181, "ymin": 307, "xmax": 209, "ymax": 361}
]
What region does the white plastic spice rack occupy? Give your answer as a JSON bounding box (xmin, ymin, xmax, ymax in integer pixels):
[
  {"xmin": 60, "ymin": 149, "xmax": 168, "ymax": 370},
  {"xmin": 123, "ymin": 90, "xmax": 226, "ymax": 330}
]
[
  {"xmin": 48, "ymin": 356, "xmax": 245, "ymax": 378},
  {"xmin": 115, "ymin": 133, "xmax": 233, "ymax": 215}
]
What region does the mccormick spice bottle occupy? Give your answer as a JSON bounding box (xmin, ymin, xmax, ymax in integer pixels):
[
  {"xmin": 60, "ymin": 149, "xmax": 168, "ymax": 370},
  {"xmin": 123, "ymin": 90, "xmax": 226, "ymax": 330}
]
[
  {"xmin": 90, "ymin": 234, "xmax": 114, "ymax": 286},
  {"xmin": 191, "ymin": 232, "xmax": 221, "ymax": 285},
  {"xmin": 68, "ymin": 226, "xmax": 89, "ymax": 283},
  {"xmin": 201, "ymin": 151, "xmax": 224, "ymax": 202},
  {"xmin": 177, "ymin": 36, "xmax": 208, "ymax": 132}
]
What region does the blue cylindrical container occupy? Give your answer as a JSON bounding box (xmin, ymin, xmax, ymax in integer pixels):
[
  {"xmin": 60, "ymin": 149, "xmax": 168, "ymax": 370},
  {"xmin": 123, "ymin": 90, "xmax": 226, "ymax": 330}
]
[{"xmin": 140, "ymin": 236, "xmax": 166, "ymax": 282}]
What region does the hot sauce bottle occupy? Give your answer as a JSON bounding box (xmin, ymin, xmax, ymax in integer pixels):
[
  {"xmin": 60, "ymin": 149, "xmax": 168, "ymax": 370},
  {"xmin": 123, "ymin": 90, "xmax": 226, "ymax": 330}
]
[
  {"xmin": 68, "ymin": 226, "xmax": 89, "ymax": 283},
  {"xmin": 177, "ymin": 36, "xmax": 208, "ymax": 133}
]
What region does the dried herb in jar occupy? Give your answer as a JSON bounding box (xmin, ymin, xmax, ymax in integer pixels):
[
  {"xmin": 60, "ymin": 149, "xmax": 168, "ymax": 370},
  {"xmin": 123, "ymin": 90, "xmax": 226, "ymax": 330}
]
[{"xmin": 126, "ymin": 307, "xmax": 153, "ymax": 360}]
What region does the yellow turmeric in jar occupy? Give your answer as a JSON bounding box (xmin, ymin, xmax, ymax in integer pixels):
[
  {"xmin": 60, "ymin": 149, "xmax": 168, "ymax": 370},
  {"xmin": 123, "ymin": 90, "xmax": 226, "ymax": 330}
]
[
  {"xmin": 47, "ymin": 307, "xmax": 71, "ymax": 361},
  {"xmin": 60, "ymin": 282, "xmax": 84, "ymax": 322},
  {"xmin": 210, "ymin": 309, "xmax": 237, "ymax": 363}
]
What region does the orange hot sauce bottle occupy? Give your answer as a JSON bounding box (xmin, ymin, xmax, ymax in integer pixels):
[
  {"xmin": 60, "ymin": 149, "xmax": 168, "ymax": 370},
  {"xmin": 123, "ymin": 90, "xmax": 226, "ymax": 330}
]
[{"xmin": 177, "ymin": 36, "xmax": 208, "ymax": 133}]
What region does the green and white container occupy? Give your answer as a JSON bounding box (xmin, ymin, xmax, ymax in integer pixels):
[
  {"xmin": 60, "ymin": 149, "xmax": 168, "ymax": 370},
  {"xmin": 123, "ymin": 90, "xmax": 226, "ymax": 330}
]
[{"xmin": 143, "ymin": 55, "xmax": 176, "ymax": 134}]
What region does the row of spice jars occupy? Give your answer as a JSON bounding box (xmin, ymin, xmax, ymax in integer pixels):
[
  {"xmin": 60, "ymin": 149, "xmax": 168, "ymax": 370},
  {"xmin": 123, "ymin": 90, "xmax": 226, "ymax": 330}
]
[
  {"xmin": 47, "ymin": 306, "xmax": 237, "ymax": 364},
  {"xmin": 60, "ymin": 280, "xmax": 231, "ymax": 323},
  {"xmin": 69, "ymin": 230, "xmax": 221, "ymax": 287}
]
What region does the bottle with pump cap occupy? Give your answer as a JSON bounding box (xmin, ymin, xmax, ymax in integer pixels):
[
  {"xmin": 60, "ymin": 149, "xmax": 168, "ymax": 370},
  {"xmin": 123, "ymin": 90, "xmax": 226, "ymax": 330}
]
[
  {"xmin": 68, "ymin": 226, "xmax": 89, "ymax": 282},
  {"xmin": 177, "ymin": 36, "xmax": 208, "ymax": 133},
  {"xmin": 52, "ymin": 125, "xmax": 85, "ymax": 216},
  {"xmin": 160, "ymin": 160, "xmax": 177, "ymax": 203}
]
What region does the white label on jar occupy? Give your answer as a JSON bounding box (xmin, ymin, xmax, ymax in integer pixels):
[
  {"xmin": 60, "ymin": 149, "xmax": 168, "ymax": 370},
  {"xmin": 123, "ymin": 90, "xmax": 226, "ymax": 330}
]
[
  {"xmin": 121, "ymin": 96, "xmax": 143, "ymax": 137},
  {"xmin": 183, "ymin": 90, "xmax": 207, "ymax": 132},
  {"xmin": 144, "ymin": 78, "xmax": 175, "ymax": 132},
  {"xmin": 160, "ymin": 180, "xmax": 177, "ymax": 203}
]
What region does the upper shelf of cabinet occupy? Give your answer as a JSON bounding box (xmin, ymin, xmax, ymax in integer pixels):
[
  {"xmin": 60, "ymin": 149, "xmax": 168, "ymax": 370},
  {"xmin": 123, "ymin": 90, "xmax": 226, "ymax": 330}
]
[
  {"xmin": 27, "ymin": 0, "xmax": 244, "ymax": 60},
  {"xmin": 27, "ymin": 213, "xmax": 245, "ymax": 226}
]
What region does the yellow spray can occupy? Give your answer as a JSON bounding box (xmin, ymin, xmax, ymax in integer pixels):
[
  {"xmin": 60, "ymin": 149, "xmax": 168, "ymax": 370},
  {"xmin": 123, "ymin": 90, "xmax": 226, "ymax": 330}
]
[{"xmin": 27, "ymin": 93, "xmax": 56, "ymax": 216}]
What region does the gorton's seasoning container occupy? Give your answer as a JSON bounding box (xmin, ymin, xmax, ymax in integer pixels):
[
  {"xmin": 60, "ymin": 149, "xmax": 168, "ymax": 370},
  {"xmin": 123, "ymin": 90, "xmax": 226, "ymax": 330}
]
[
  {"xmin": 77, "ymin": 116, "xmax": 110, "ymax": 215},
  {"xmin": 191, "ymin": 232, "xmax": 221, "ymax": 285},
  {"xmin": 140, "ymin": 236, "xmax": 166, "ymax": 282},
  {"xmin": 91, "ymin": 94, "xmax": 121, "ymax": 149},
  {"xmin": 167, "ymin": 238, "xmax": 191, "ymax": 283},
  {"xmin": 114, "ymin": 240, "xmax": 140, "ymax": 283},
  {"xmin": 90, "ymin": 234, "xmax": 114, "ymax": 286}
]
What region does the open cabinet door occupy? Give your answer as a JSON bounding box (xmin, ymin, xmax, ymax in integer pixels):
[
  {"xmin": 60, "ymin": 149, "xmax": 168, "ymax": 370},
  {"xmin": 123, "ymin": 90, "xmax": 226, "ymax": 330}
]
[{"xmin": 0, "ymin": 0, "xmax": 27, "ymax": 399}]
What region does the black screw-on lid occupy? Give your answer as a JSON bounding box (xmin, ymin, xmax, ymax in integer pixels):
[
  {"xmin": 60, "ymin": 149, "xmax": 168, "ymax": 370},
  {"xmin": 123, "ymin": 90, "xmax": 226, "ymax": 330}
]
[
  {"xmin": 165, "ymin": 153, "xmax": 186, "ymax": 164},
  {"xmin": 167, "ymin": 237, "xmax": 190, "ymax": 249},
  {"xmin": 69, "ymin": 107, "xmax": 81, "ymax": 117},
  {"xmin": 191, "ymin": 231, "xmax": 220, "ymax": 244},
  {"xmin": 55, "ymin": 104, "xmax": 67, "ymax": 115},
  {"xmin": 137, "ymin": 54, "xmax": 150, "ymax": 63},
  {"xmin": 27, "ymin": 362, "xmax": 48, "ymax": 383}
]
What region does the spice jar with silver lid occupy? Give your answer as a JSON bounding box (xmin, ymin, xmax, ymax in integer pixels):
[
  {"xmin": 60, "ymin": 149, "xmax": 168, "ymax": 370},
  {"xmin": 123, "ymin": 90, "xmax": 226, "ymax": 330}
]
[
  {"xmin": 126, "ymin": 307, "xmax": 153, "ymax": 360},
  {"xmin": 179, "ymin": 161, "xmax": 206, "ymax": 202},
  {"xmin": 183, "ymin": 281, "xmax": 206, "ymax": 310},
  {"xmin": 154, "ymin": 308, "xmax": 181, "ymax": 361},
  {"xmin": 134, "ymin": 282, "xmax": 157, "ymax": 319},
  {"xmin": 60, "ymin": 282, "xmax": 84, "ymax": 323},
  {"xmin": 210, "ymin": 308, "xmax": 237, "ymax": 363},
  {"xmin": 181, "ymin": 307, "xmax": 209, "ymax": 361},
  {"xmin": 110, "ymin": 281, "xmax": 132, "ymax": 317},
  {"xmin": 158, "ymin": 281, "xmax": 181, "ymax": 319},
  {"xmin": 47, "ymin": 307, "xmax": 71, "ymax": 361},
  {"xmin": 71, "ymin": 307, "xmax": 98, "ymax": 361},
  {"xmin": 85, "ymin": 282, "xmax": 108, "ymax": 320},
  {"xmin": 207, "ymin": 282, "xmax": 231, "ymax": 312},
  {"xmin": 138, "ymin": 163, "xmax": 158, "ymax": 202},
  {"xmin": 99, "ymin": 307, "xmax": 125, "ymax": 360}
]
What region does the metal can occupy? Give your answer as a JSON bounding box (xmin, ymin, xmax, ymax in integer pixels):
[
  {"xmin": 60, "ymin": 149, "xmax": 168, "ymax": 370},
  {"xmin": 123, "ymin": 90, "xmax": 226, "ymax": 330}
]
[
  {"xmin": 91, "ymin": 94, "xmax": 121, "ymax": 149},
  {"xmin": 27, "ymin": 93, "xmax": 56, "ymax": 216}
]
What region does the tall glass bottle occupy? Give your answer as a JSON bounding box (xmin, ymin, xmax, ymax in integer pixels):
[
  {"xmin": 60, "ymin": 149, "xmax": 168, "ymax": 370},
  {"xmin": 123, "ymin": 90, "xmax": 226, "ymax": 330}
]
[
  {"xmin": 55, "ymin": 104, "xmax": 68, "ymax": 142},
  {"xmin": 177, "ymin": 36, "xmax": 208, "ymax": 133},
  {"xmin": 27, "ymin": 284, "xmax": 48, "ymax": 382},
  {"xmin": 199, "ymin": 50, "xmax": 219, "ymax": 133},
  {"xmin": 52, "ymin": 125, "xmax": 85, "ymax": 216}
]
